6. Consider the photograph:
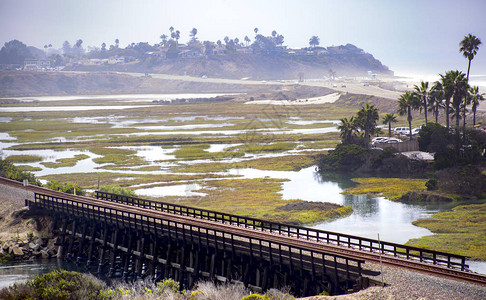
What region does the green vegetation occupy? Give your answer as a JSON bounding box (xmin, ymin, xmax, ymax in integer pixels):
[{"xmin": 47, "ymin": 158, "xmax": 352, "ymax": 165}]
[
  {"xmin": 228, "ymin": 142, "xmax": 296, "ymax": 153},
  {"xmin": 407, "ymin": 202, "xmax": 486, "ymax": 260},
  {"xmin": 173, "ymin": 146, "xmax": 244, "ymax": 160},
  {"xmin": 99, "ymin": 185, "xmax": 135, "ymax": 196},
  {"xmin": 177, "ymin": 154, "xmax": 318, "ymax": 173},
  {"xmin": 91, "ymin": 148, "xmax": 145, "ymax": 165},
  {"xmin": 41, "ymin": 154, "xmax": 90, "ymax": 168},
  {"xmin": 318, "ymin": 144, "xmax": 368, "ymax": 172},
  {"xmin": 0, "ymin": 158, "xmax": 41, "ymax": 185},
  {"xmin": 0, "ymin": 270, "xmax": 107, "ymax": 300},
  {"xmin": 0, "ymin": 270, "xmax": 296, "ymax": 300},
  {"xmin": 343, "ymin": 177, "xmax": 427, "ymax": 201},
  {"xmin": 168, "ymin": 178, "xmax": 352, "ymax": 225},
  {"xmin": 5, "ymin": 154, "xmax": 43, "ymax": 163},
  {"xmin": 46, "ymin": 180, "xmax": 85, "ymax": 196},
  {"xmin": 16, "ymin": 165, "xmax": 43, "ymax": 172}
]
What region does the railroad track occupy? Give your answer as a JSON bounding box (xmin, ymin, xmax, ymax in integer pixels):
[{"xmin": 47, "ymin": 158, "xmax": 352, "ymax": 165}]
[{"xmin": 2, "ymin": 177, "xmax": 486, "ymax": 286}]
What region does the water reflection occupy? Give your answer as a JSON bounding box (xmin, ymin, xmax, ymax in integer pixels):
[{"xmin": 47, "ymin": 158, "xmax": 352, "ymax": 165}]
[{"xmin": 281, "ymin": 168, "xmax": 435, "ymax": 243}]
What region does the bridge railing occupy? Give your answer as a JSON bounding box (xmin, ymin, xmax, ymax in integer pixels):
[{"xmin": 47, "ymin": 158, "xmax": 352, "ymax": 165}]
[
  {"xmin": 95, "ymin": 190, "xmax": 469, "ymax": 271},
  {"xmin": 29, "ymin": 192, "xmax": 364, "ymax": 281}
]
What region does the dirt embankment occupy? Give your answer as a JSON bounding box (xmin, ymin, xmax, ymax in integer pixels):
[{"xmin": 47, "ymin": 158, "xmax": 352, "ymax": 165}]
[
  {"xmin": 0, "ymin": 70, "xmax": 261, "ymax": 97},
  {"xmin": 0, "ymin": 70, "xmax": 337, "ymax": 99},
  {"xmin": 68, "ymin": 50, "xmax": 392, "ymax": 80},
  {"xmin": 0, "ymin": 183, "xmax": 58, "ymax": 261}
]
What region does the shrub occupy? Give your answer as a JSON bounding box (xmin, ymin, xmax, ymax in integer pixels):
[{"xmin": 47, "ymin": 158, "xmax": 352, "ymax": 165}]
[
  {"xmin": 425, "ymin": 178, "xmax": 438, "ymax": 191},
  {"xmin": 0, "ymin": 158, "xmax": 41, "ymax": 186},
  {"xmin": 156, "ymin": 278, "xmax": 180, "ymax": 294},
  {"xmin": 240, "ymin": 294, "xmax": 268, "ymax": 300},
  {"xmin": 318, "ymin": 144, "xmax": 368, "ymax": 172},
  {"xmin": 0, "ymin": 270, "xmax": 107, "ymax": 300},
  {"xmin": 46, "ymin": 180, "xmax": 85, "ymax": 196},
  {"xmin": 98, "ymin": 185, "xmax": 135, "ymax": 197}
]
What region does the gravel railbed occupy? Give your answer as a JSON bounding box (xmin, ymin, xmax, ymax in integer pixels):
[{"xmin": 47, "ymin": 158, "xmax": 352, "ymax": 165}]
[{"xmin": 301, "ymin": 261, "xmax": 486, "ymax": 299}]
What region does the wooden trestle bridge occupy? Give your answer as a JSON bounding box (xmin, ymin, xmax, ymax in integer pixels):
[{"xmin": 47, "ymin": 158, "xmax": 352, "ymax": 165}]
[{"xmin": 1, "ymin": 177, "xmax": 485, "ymax": 296}]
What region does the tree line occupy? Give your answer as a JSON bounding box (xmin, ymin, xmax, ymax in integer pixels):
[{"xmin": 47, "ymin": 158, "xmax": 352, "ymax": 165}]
[
  {"xmin": 0, "ymin": 26, "xmax": 327, "ymax": 65},
  {"xmin": 339, "ymin": 33, "xmax": 484, "ymax": 145}
]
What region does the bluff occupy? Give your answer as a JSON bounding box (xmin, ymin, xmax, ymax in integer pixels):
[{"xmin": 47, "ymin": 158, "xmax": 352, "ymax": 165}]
[{"xmin": 68, "ymin": 44, "xmax": 393, "ymax": 80}]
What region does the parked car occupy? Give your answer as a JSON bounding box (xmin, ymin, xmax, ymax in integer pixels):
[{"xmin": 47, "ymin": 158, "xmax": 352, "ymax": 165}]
[
  {"xmin": 394, "ymin": 127, "xmax": 409, "ymax": 135},
  {"xmin": 386, "ymin": 137, "xmax": 402, "ymax": 143},
  {"xmin": 399, "ymin": 130, "xmax": 411, "ymax": 137},
  {"xmin": 412, "ymin": 128, "xmax": 421, "ymax": 136},
  {"xmin": 341, "ymin": 84, "xmax": 347, "ymax": 88},
  {"xmin": 371, "ymin": 137, "xmax": 388, "ymax": 145}
]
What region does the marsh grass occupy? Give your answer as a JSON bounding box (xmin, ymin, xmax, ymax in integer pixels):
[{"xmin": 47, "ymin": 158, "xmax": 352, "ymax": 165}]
[
  {"xmin": 40, "ymin": 172, "xmax": 231, "ymax": 189},
  {"xmin": 5, "ymin": 154, "xmax": 43, "ymax": 163},
  {"xmin": 2, "ymin": 99, "xmax": 363, "ymax": 225},
  {"xmin": 89, "ymin": 147, "xmax": 147, "ymax": 165},
  {"xmin": 173, "ymin": 146, "xmax": 244, "ymax": 160},
  {"xmin": 228, "ymin": 142, "xmax": 296, "ymax": 153},
  {"xmin": 17, "ymin": 165, "xmax": 43, "ymax": 171},
  {"xmin": 165, "ymin": 178, "xmax": 352, "ymax": 225},
  {"xmin": 343, "ymin": 177, "xmax": 427, "ymax": 201},
  {"xmin": 174, "ymin": 154, "xmax": 318, "ymax": 173},
  {"xmin": 41, "ymin": 154, "xmax": 90, "ymax": 168},
  {"xmin": 407, "ymin": 202, "xmax": 486, "ymax": 259}
]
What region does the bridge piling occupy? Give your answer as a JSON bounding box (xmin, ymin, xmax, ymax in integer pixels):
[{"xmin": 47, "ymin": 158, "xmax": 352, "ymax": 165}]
[{"xmin": 86, "ymin": 223, "xmax": 98, "ymax": 266}]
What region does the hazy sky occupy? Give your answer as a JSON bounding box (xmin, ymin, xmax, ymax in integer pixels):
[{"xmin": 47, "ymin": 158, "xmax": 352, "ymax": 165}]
[{"xmin": 1, "ymin": 0, "xmax": 485, "ymax": 77}]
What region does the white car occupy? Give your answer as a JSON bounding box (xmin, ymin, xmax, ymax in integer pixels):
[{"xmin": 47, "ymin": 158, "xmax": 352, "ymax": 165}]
[
  {"xmin": 371, "ymin": 137, "xmax": 388, "ymax": 145},
  {"xmin": 412, "ymin": 128, "xmax": 421, "ymax": 136},
  {"xmin": 394, "ymin": 127, "xmax": 409, "ymax": 135},
  {"xmin": 386, "ymin": 137, "xmax": 402, "ymax": 143}
]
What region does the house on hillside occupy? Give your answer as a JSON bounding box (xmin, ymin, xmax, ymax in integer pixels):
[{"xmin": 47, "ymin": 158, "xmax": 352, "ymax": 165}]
[
  {"xmin": 314, "ymin": 49, "xmax": 327, "ymax": 55},
  {"xmin": 212, "ymin": 45, "xmax": 226, "ymax": 55},
  {"xmin": 178, "ymin": 48, "xmax": 204, "ymax": 58},
  {"xmin": 236, "ymin": 47, "xmax": 253, "ymax": 54},
  {"xmin": 23, "ymin": 59, "xmax": 50, "ymax": 71}
]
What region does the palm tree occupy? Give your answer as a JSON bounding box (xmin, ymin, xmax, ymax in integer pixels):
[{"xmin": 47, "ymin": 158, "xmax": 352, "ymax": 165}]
[
  {"xmin": 460, "ymin": 34, "xmax": 482, "ymax": 130},
  {"xmin": 440, "ymin": 71, "xmax": 456, "ymax": 129},
  {"xmin": 397, "ymin": 91, "xmax": 421, "ymax": 140},
  {"xmin": 382, "ymin": 113, "xmax": 398, "ymax": 137},
  {"xmin": 414, "ymin": 81, "xmax": 430, "ymax": 123},
  {"xmin": 338, "ymin": 116, "xmax": 357, "ymax": 144},
  {"xmin": 429, "ymin": 81, "xmax": 445, "ymax": 123},
  {"xmin": 460, "ymin": 34, "xmax": 482, "ymax": 83},
  {"xmin": 190, "ymin": 28, "xmax": 198, "ymax": 41},
  {"xmin": 254, "ymin": 27, "xmax": 259, "ymax": 36},
  {"xmin": 309, "ymin": 36, "xmax": 320, "ymax": 48},
  {"xmin": 160, "ymin": 34, "xmax": 168, "ymax": 46},
  {"xmin": 356, "ymin": 103, "xmax": 379, "ymax": 145},
  {"xmin": 271, "ymin": 30, "xmax": 277, "ymax": 37},
  {"xmin": 244, "ymin": 36, "xmax": 251, "ymax": 46},
  {"xmin": 115, "ymin": 39, "xmax": 119, "ymax": 47},
  {"xmin": 469, "ymin": 86, "xmax": 485, "ymax": 126},
  {"xmin": 448, "ymin": 71, "xmax": 469, "ymax": 133}
]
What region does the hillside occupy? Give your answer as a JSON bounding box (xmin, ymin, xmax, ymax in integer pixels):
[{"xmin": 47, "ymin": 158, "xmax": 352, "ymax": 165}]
[
  {"xmin": 0, "ymin": 70, "xmax": 337, "ymax": 98},
  {"xmin": 67, "ymin": 44, "xmax": 392, "ymax": 80},
  {"xmin": 0, "ymin": 71, "xmax": 261, "ymax": 97}
]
